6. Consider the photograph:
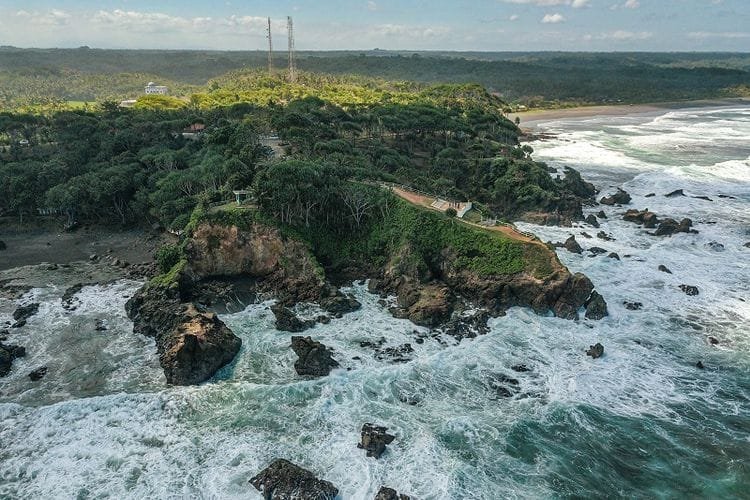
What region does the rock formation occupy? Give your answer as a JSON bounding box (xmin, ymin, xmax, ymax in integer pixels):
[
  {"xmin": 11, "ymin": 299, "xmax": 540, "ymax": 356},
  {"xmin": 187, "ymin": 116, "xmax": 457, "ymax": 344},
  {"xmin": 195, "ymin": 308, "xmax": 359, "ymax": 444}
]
[
  {"xmin": 679, "ymin": 284, "xmax": 699, "ymax": 296},
  {"xmin": 0, "ymin": 342, "xmax": 26, "ymax": 377},
  {"xmin": 564, "ymin": 235, "xmax": 583, "ymax": 254},
  {"xmin": 585, "ymin": 291, "xmax": 608, "ymax": 320},
  {"xmin": 375, "ymin": 487, "xmax": 411, "ymax": 500},
  {"xmin": 586, "ymin": 343, "xmax": 604, "ymax": 359},
  {"xmin": 600, "ymin": 188, "xmax": 631, "ymax": 206},
  {"xmin": 358, "ymin": 423, "xmax": 396, "ymax": 459},
  {"xmin": 291, "ymin": 336, "xmax": 339, "ymax": 377},
  {"xmin": 249, "ymin": 459, "xmax": 339, "ymax": 500}
]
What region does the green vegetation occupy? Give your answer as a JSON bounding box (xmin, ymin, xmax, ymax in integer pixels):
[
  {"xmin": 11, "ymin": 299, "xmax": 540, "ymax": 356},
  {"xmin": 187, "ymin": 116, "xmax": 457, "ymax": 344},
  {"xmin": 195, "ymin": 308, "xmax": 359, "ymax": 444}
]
[{"xmin": 1, "ymin": 48, "xmax": 748, "ymax": 111}]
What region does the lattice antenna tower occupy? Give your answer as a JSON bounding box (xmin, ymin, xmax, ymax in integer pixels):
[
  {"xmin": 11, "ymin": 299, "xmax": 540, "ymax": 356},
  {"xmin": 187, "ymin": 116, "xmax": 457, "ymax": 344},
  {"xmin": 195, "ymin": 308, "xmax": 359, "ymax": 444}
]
[
  {"xmin": 266, "ymin": 17, "xmax": 273, "ymax": 74},
  {"xmin": 287, "ymin": 16, "xmax": 296, "ymax": 83}
]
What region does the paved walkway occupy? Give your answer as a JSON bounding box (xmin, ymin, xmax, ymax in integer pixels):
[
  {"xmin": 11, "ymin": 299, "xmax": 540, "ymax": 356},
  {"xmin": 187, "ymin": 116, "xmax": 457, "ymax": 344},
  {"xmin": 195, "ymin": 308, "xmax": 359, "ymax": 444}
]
[{"xmin": 389, "ymin": 186, "xmax": 541, "ymax": 245}]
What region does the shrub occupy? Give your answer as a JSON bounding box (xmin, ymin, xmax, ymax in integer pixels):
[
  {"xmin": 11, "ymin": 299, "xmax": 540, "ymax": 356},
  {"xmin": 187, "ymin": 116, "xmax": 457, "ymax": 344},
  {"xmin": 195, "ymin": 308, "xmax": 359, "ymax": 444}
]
[
  {"xmin": 155, "ymin": 244, "xmax": 181, "ymax": 273},
  {"xmin": 445, "ymin": 208, "xmax": 457, "ymax": 218}
]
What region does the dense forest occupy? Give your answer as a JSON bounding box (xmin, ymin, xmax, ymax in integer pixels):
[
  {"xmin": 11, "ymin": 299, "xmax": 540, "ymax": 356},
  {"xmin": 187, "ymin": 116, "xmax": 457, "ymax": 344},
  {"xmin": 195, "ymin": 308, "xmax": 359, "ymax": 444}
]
[
  {"xmin": 0, "ymin": 78, "xmax": 590, "ymax": 235},
  {"xmin": 1, "ymin": 47, "xmax": 749, "ymax": 110}
]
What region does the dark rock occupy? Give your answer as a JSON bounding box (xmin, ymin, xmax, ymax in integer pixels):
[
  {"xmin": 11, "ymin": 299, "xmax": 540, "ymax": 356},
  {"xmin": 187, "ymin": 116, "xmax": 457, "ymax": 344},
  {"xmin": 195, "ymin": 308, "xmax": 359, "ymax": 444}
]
[
  {"xmin": 600, "ymin": 188, "xmax": 631, "ymax": 206},
  {"xmin": 586, "ymin": 343, "xmax": 604, "ymax": 359},
  {"xmin": 249, "ymin": 459, "xmax": 339, "ymax": 500},
  {"xmin": 588, "ymin": 247, "xmax": 608, "ymax": 256},
  {"xmin": 375, "ymin": 486, "xmax": 411, "ymax": 500},
  {"xmin": 511, "ymin": 364, "xmax": 531, "ymax": 372},
  {"xmin": 374, "ymin": 343, "xmax": 414, "ymax": 363},
  {"xmin": 291, "ymin": 336, "xmax": 339, "ymax": 377},
  {"xmin": 271, "ymin": 304, "xmax": 315, "ymax": 333},
  {"xmin": 624, "ymin": 301, "xmax": 643, "ymax": 311},
  {"xmin": 62, "ymin": 283, "xmax": 91, "ymax": 310},
  {"xmin": 744, "ymin": 242, "xmax": 750, "ymax": 248},
  {"xmin": 693, "ymin": 195, "xmax": 713, "ymax": 201},
  {"xmin": 645, "ymin": 193, "xmax": 656, "ymax": 198},
  {"xmin": 623, "ymin": 209, "xmax": 659, "ymax": 228},
  {"xmin": 718, "ymin": 194, "xmax": 737, "ymax": 199},
  {"xmin": 487, "ymin": 373, "xmax": 520, "ymax": 398},
  {"xmin": 596, "ymin": 231, "xmax": 615, "ymax": 241},
  {"xmin": 358, "ymin": 423, "xmax": 396, "ymax": 459},
  {"xmin": 0, "ymin": 342, "xmax": 26, "ymax": 377},
  {"xmin": 665, "ymin": 189, "xmax": 685, "ymax": 198},
  {"xmin": 707, "ymin": 241, "xmax": 725, "ymax": 252},
  {"xmin": 607, "ymin": 252, "xmax": 620, "ymax": 260},
  {"xmin": 439, "ymin": 310, "xmax": 490, "ymax": 342},
  {"xmin": 564, "ymin": 235, "xmax": 583, "ymax": 254},
  {"xmin": 696, "ymin": 361, "xmax": 704, "ymax": 369},
  {"xmin": 95, "ymin": 319, "xmax": 108, "ymax": 331},
  {"xmin": 708, "ymin": 336, "xmax": 719, "ymax": 345},
  {"xmin": 658, "ymin": 265, "xmax": 672, "ymax": 274},
  {"xmin": 11, "ymin": 320, "xmax": 26, "ymax": 328},
  {"xmin": 403, "ymin": 284, "xmax": 454, "ymax": 327},
  {"xmin": 679, "ymin": 284, "xmax": 699, "ymax": 296},
  {"xmin": 596, "ymin": 210, "xmax": 607, "ymax": 219},
  {"xmin": 654, "ymin": 218, "xmax": 696, "ymax": 237},
  {"xmin": 585, "ymin": 291, "xmax": 608, "ymax": 320},
  {"xmin": 28, "ymin": 366, "xmax": 48, "ymax": 381},
  {"xmin": 0, "ymin": 240, "xmax": 6, "ymax": 250},
  {"xmin": 89, "ymin": 253, "xmax": 98, "ymax": 261},
  {"xmin": 580, "ymin": 232, "xmax": 592, "ymax": 239},
  {"xmin": 319, "ymin": 293, "xmax": 361, "ymax": 316},
  {"xmin": 585, "ymin": 214, "xmax": 600, "ymax": 228},
  {"xmin": 552, "ymin": 273, "xmax": 594, "ymax": 320},
  {"xmin": 159, "ymin": 305, "xmax": 242, "ymax": 385},
  {"xmin": 13, "ymin": 303, "xmax": 39, "ymax": 322}
]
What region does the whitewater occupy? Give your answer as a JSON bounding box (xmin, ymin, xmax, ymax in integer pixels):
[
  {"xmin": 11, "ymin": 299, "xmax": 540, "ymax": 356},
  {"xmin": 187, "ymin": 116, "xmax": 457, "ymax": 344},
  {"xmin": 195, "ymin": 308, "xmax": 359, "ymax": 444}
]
[{"xmin": 1, "ymin": 105, "xmax": 749, "ymax": 499}]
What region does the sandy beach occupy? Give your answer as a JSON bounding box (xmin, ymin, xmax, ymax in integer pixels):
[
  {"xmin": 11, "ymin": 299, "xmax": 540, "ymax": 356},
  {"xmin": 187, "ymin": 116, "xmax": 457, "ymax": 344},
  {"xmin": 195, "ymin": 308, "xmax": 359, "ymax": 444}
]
[{"xmin": 509, "ymin": 97, "xmax": 750, "ymax": 129}]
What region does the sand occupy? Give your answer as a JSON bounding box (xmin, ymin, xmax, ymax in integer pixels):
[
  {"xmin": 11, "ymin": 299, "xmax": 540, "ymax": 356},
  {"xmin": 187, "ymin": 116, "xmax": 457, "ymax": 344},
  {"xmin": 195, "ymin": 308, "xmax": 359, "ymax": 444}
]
[{"xmin": 509, "ymin": 97, "xmax": 750, "ymax": 129}]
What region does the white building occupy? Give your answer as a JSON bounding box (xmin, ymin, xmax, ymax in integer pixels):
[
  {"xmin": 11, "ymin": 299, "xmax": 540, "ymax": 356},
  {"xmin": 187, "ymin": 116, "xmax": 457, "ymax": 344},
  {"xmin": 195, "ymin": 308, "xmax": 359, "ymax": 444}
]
[{"xmin": 145, "ymin": 82, "xmax": 168, "ymax": 95}]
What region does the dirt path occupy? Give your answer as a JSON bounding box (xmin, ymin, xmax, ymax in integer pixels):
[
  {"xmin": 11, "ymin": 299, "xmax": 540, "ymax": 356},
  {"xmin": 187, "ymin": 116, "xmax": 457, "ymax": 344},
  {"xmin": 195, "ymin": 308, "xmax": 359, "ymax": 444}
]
[{"xmin": 389, "ymin": 187, "xmax": 541, "ymax": 245}]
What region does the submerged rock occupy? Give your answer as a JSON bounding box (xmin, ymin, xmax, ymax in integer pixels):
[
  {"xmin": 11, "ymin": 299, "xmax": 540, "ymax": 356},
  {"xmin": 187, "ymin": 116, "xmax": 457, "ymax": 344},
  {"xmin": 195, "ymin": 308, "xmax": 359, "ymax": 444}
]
[
  {"xmin": 12, "ymin": 303, "xmax": 39, "ymax": 323},
  {"xmin": 319, "ymin": 293, "xmax": 361, "ymax": 316},
  {"xmin": 0, "ymin": 342, "xmax": 26, "ymax": 377},
  {"xmin": 588, "ymin": 247, "xmax": 608, "ymax": 256},
  {"xmin": 249, "ymin": 459, "xmax": 339, "ymax": 500},
  {"xmin": 375, "ymin": 486, "xmax": 411, "ymax": 500},
  {"xmin": 624, "ymin": 301, "xmax": 643, "ymax": 311},
  {"xmin": 487, "ymin": 373, "xmax": 521, "ymax": 398},
  {"xmin": 585, "ymin": 291, "xmax": 608, "ymax": 320},
  {"xmin": 653, "ymin": 218, "xmax": 696, "ymax": 237},
  {"xmin": 623, "ymin": 209, "xmax": 659, "ymax": 228},
  {"xmin": 696, "ymin": 361, "xmax": 705, "ymax": 369},
  {"xmin": 291, "ymin": 336, "xmax": 339, "ymax": 377},
  {"xmin": 679, "ymin": 284, "xmax": 699, "ymax": 296},
  {"xmin": 271, "ymin": 304, "xmax": 315, "ymax": 333},
  {"xmin": 564, "ymin": 235, "xmax": 583, "ymax": 254},
  {"xmin": 440, "ymin": 310, "xmax": 491, "ymax": 342},
  {"xmin": 665, "ymin": 189, "xmax": 685, "ymax": 198},
  {"xmin": 28, "ymin": 366, "xmax": 48, "ymax": 381},
  {"xmin": 0, "ymin": 240, "xmax": 6, "ymax": 250},
  {"xmin": 707, "ymin": 241, "xmax": 725, "ymax": 252},
  {"xmin": 585, "ymin": 214, "xmax": 600, "ymax": 228},
  {"xmin": 658, "ymin": 265, "xmax": 673, "ymax": 274},
  {"xmin": 596, "ymin": 210, "xmax": 607, "ymax": 219},
  {"xmin": 358, "ymin": 423, "xmax": 396, "ymax": 459},
  {"xmin": 586, "ymin": 343, "xmax": 604, "ymax": 359},
  {"xmin": 600, "ymin": 188, "xmax": 631, "ymax": 206},
  {"xmin": 596, "ymin": 231, "xmax": 615, "ymax": 241},
  {"xmin": 607, "ymin": 252, "xmax": 620, "ymax": 260}
]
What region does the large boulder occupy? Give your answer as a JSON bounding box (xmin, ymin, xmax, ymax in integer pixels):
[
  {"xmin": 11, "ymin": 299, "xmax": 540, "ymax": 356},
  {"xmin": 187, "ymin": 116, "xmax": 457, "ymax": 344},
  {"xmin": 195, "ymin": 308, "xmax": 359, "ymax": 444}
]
[
  {"xmin": 319, "ymin": 293, "xmax": 361, "ymax": 316},
  {"xmin": 600, "ymin": 188, "xmax": 631, "ymax": 206},
  {"xmin": 358, "ymin": 423, "xmax": 396, "ymax": 459},
  {"xmin": 586, "ymin": 343, "xmax": 604, "ymax": 359},
  {"xmin": 585, "ymin": 291, "xmax": 608, "ymax": 320},
  {"xmin": 291, "ymin": 336, "xmax": 339, "ymax": 377},
  {"xmin": 404, "ymin": 284, "xmax": 454, "ymax": 327},
  {"xmin": 679, "ymin": 284, "xmax": 699, "ymax": 296},
  {"xmin": 13, "ymin": 303, "xmax": 39, "ymax": 323},
  {"xmin": 585, "ymin": 214, "xmax": 600, "ymax": 228},
  {"xmin": 653, "ymin": 218, "xmax": 696, "ymax": 237},
  {"xmin": 249, "ymin": 459, "xmax": 339, "ymax": 500},
  {"xmin": 552, "ymin": 273, "xmax": 594, "ymax": 320},
  {"xmin": 623, "ymin": 209, "xmax": 659, "ymax": 228},
  {"xmin": 159, "ymin": 305, "xmax": 241, "ymax": 385},
  {"xmin": 564, "ymin": 235, "xmax": 583, "ymax": 254},
  {"xmin": 0, "ymin": 343, "xmax": 26, "ymax": 377},
  {"xmin": 375, "ymin": 487, "xmax": 411, "ymax": 500},
  {"xmin": 271, "ymin": 304, "xmax": 315, "ymax": 333}
]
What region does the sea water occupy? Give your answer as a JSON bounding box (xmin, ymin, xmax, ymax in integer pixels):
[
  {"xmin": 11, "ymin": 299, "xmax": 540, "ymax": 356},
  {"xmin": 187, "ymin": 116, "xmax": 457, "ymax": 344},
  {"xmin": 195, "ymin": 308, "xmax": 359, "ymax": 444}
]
[{"xmin": 1, "ymin": 105, "xmax": 749, "ymax": 499}]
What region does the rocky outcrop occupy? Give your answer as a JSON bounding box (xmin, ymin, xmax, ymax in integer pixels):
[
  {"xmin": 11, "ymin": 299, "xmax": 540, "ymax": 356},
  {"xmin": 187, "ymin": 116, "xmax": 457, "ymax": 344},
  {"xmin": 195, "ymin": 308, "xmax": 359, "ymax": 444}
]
[
  {"xmin": 0, "ymin": 342, "xmax": 26, "ymax": 377},
  {"xmin": 159, "ymin": 304, "xmax": 241, "ymax": 385},
  {"xmin": 564, "ymin": 235, "xmax": 583, "ymax": 254},
  {"xmin": 679, "ymin": 284, "xmax": 699, "ymax": 296},
  {"xmin": 319, "ymin": 293, "xmax": 361, "ymax": 316},
  {"xmin": 653, "ymin": 218, "xmax": 696, "ymax": 237},
  {"xmin": 271, "ymin": 304, "xmax": 315, "ymax": 333},
  {"xmin": 13, "ymin": 303, "xmax": 39, "ymax": 325},
  {"xmin": 586, "ymin": 343, "xmax": 604, "ymax": 359},
  {"xmin": 358, "ymin": 423, "xmax": 396, "ymax": 459},
  {"xmin": 28, "ymin": 366, "xmax": 47, "ymax": 381},
  {"xmin": 291, "ymin": 336, "xmax": 339, "ymax": 377},
  {"xmin": 250, "ymin": 459, "xmax": 339, "ymax": 500},
  {"xmin": 585, "ymin": 291, "xmax": 608, "ymax": 320},
  {"xmin": 658, "ymin": 265, "xmax": 672, "ymax": 274},
  {"xmin": 125, "ymin": 285, "xmax": 241, "ymax": 385},
  {"xmin": 585, "ymin": 214, "xmax": 600, "ymax": 227},
  {"xmin": 183, "ymin": 222, "xmax": 325, "ymax": 305},
  {"xmin": 375, "ymin": 487, "xmax": 411, "ymax": 500},
  {"xmin": 623, "ymin": 209, "xmax": 659, "ymax": 228},
  {"xmin": 665, "ymin": 189, "xmax": 685, "ymax": 198},
  {"xmin": 600, "ymin": 188, "xmax": 631, "ymax": 206}
]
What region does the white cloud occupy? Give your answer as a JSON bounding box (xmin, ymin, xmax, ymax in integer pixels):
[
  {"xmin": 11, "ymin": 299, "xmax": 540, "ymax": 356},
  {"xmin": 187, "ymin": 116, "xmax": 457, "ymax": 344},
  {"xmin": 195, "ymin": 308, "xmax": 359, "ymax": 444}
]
[
  {"xmin": 90, "ymin": 10, "xmax": 268, "ymax": 35},
  {"xmin": 15, "ymin": 9, "xmax": 72, "ymax": 26},
  {"xmin": 509, "ymin": 14, "xmax": 520, "ymax": 21},
  {"xmin": 624, "ymin": 0, "xmax": 640, "ymax": 8},
  {"xmin": 688, "ymin": 31, "xmax": 750, "ymax": 39},
  {"xmin": 367, "ymin": 1, "xmax": 378, "ymax": 11},
  {"xmin": 499, "ymin": 0, "xmax": 588, "ymax": 7},
  {"xmin": 541, "ymin": 13, "xmax": 565, "ymax": 23},
  {"xmin": 589, "ymin": 30, "xmax": 653, "ymax": 40},
  {"xmin": 372, "ymin": 24, "xmax": 451, "ymax": 39}
]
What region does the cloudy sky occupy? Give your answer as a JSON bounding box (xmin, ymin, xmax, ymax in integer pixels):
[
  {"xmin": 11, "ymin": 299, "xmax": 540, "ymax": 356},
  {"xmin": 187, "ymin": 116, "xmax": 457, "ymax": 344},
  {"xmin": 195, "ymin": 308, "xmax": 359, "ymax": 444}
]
[{"xmin": 0, "ymin": 0, "xmax": 748, "ymax": 51}]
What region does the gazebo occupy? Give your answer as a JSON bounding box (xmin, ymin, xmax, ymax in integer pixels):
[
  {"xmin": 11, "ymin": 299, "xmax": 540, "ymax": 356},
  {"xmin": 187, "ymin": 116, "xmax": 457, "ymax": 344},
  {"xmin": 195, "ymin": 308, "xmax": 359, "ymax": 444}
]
[{"xmin": 233, "ymin": 190, "xmax": 251, "ymax": 205}]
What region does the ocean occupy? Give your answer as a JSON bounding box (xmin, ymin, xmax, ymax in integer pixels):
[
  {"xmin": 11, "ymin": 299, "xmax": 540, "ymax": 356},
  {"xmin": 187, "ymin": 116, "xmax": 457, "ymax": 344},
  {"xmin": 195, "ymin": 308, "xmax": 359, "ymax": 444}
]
[{"xmin": 1, "ymin": 105, "xmax": 749, "ymax": 499}]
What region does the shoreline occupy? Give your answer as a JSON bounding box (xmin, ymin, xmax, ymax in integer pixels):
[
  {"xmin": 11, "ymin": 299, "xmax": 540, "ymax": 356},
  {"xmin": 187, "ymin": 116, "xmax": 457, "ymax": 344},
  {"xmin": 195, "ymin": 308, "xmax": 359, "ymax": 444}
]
[{"xmin": 509, "ymin": 97, "xmax": 750, "ymax": 129}]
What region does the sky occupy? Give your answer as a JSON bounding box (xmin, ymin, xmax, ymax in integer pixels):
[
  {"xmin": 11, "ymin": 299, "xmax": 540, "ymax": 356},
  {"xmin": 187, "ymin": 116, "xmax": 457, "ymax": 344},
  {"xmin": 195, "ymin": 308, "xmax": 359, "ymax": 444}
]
[{"xmin": 0, "ymin": 0, "xmax": 748, "ymax": 52}]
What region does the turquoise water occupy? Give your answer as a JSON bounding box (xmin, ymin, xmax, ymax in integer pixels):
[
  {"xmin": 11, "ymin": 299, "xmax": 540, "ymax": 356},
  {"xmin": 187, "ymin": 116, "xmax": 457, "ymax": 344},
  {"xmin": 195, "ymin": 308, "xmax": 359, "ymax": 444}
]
[{"xmin": 1, "ymin": 105, "xmax": 749, "ymax": 499}]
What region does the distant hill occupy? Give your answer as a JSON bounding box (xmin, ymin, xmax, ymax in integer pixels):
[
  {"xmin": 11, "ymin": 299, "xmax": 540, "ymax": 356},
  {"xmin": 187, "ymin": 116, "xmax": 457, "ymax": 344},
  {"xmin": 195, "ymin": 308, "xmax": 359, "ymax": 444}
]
[{"xmin": 1, "ymin": 47, "xmax": 749, "ymax": 109}]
